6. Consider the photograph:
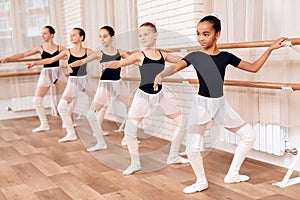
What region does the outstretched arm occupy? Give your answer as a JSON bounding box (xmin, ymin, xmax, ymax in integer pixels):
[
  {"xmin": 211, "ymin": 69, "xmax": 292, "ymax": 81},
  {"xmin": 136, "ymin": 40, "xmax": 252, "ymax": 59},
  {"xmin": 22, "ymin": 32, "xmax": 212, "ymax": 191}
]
[
  {"xmin": 104, "ymin": 52, "xmax": 142, "ymax": 69},
  {"xmin": 68, "ymin": 50, "xmax": 101, "ymax": 68},
  {"xmin": 0, "ymin": 47, "xmax": 41, "ymax": 63},
  {"xmin": 119, "ymin": 49, "xmax": 131, "ymax": 59},
  {"xmin": 153, "ymin": 60, "xmax": 187, "ymax": 91},
  {"xmin": 237, "ymin": 37, "xmax": 287, "ymax": 72},
  {"xmin": 163, "ymin": 52, "xmax": 182, "ymax": 64},
  {"xmin": 26, "ymin": 49, "xmax": 68, "ymax": 69}
]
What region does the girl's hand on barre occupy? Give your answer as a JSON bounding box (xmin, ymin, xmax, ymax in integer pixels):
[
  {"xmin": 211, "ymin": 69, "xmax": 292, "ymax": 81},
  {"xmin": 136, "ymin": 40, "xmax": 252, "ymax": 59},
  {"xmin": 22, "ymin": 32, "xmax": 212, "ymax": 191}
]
[
  {"xmin": 0, "ymin": 57, "xmax": 8, "ymax": 63},
  {"xmin": 271, "ymin": 37, "xmax": 288, "ymax": 50}
]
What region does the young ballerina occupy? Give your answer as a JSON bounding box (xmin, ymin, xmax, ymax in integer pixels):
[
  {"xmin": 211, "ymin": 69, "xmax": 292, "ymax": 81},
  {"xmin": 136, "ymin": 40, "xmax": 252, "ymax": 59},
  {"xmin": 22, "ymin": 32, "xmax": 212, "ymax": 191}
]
[
  {"xmin": 27, "ymin": 27, "xmax": 95, "ymax": 142},
  {"xmin": 104, "ymin": 22, "xmax": 189, "ymax": 175},
  {"xmin": 153, "ymin": 15, "xmax": 287, "ymax": 193},
  {"xmin": 67, "ymin": 25, "xmax": 132, "ymax": 151},
  {"xmin": 0, "ymin": 25, "xmax": 67, "ymax": 133}
]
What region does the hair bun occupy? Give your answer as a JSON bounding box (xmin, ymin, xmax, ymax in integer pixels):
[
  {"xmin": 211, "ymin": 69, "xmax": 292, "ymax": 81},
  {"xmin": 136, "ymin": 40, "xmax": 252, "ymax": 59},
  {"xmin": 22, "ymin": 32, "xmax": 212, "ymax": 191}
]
[
  {"xmin": 210, "ymin": 12, "xmax": 219, "ymax": 19},
  {"xmin": 141, "ymin": 19, "xmax": 156, "ymax": 26}
]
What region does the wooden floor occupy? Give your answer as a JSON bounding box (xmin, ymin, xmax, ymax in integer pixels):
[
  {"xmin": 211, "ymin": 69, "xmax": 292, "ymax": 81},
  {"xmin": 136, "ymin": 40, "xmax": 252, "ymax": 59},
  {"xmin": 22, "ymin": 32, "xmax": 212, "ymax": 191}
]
[{"xmin": 0, "ymin": 116, "xmax": 300, "ymax": 200}]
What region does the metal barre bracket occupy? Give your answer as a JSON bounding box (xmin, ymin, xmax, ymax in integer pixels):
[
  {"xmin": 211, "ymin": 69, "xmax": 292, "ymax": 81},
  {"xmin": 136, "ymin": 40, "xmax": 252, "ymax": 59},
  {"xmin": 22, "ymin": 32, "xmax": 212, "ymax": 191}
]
[{"xmin": 273, "ymin": 147, "xmax": 300, "ymax": 188}]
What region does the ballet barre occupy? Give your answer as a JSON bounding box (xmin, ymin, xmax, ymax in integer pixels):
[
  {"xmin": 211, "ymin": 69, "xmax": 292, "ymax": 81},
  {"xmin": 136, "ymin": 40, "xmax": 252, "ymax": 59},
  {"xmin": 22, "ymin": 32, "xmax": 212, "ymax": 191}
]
[
  {"xmin": 121, "ymin": 77, "xmax": 300, "ymax": 91},
  {"xmin": 0, "ymin": 58, "xmax": 42, "ymax": 63},
  {"xmin": 3, "ymin": 73, "xmax": 298, "ymax": 92},
  {"xmin": 0, "ymin": 71, "xmax": 40, "ymax": 78},
  {"xmin": 3, "ymin": 37, "xmax": 300, "ymax": 63},
  {"xmin": 163, "ymin": 37, "xmax": 300, "ymax": 52}
]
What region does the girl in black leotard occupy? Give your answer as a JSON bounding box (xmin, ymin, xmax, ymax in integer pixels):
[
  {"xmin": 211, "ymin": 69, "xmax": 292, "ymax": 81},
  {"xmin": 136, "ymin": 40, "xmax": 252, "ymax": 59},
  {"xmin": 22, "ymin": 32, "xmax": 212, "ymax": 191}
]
[
  {"xmin": 27, "ymin": 27, "xmax": 95, "ymax": 142},
  {"xmin": 68, "ymin": 26, "xmax": 132, "ymax": 152},
  {"xmin": 154, "ymin": 14, "xmax": 287, "ymax": 194},
  {"xmin": 0, "ymin": 26, "xmax": 67, "ymax": 133},
  {"xmin": 104, "ymin": 22, "xmax": 189, "ymax": 175}
]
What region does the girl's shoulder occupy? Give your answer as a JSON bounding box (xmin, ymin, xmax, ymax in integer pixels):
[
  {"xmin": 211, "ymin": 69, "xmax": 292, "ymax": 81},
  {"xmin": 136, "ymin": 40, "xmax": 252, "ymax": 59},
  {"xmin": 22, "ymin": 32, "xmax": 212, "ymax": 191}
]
[
  {"xmin": 33, "ymin": 45, "xmax": 44, "ymax": 54},
  {"xmin": 58, "ymin": 45, "xmax": 66, "ymax": 52},
  {"xmin": 86, "ymin": 48, "xmax": 94, "ymax": 55}
]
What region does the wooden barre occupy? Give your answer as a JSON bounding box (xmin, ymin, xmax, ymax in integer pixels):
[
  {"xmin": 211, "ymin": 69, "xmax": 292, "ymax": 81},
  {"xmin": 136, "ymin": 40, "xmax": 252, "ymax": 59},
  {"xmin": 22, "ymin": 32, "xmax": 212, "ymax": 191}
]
[
  {"xmin": 0, "ymin": 71, "xmax": 41, "ymax": 78},
  {"xmin": 4, "ymin": 38, "xmax": 300, "ymax": 63},
  {"xmin": 1, "ymin": 72, "xmax": 299, "ymax": 90},
  {"xmin": 1, "ymin": 58, "xmax": 42, "ymax": 63},
  {"xmin": 224, "ymin": 80, "xmax": 300, "ymax": 90},
  {"xmin": 0, "ymin": 71, "xmax": 70, "ymax": 78},
  {"xmin": 162, "ymin": 38, "xmax": 300, "ymax": 52},
  {"xmin": 121, "ymin": 77, "xmax": 300, "ymax": 91}
]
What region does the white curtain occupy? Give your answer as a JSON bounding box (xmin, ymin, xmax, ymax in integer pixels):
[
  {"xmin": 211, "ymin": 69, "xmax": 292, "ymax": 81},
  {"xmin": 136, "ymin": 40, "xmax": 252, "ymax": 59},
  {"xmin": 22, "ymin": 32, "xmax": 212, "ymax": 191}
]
[
  {"xmin": 81, "ymin": 0, "xmax": 139, "ymax": 84},
  {"xmin": 81, "ymin": 0, "xmax": 138, "ymax": 50}
]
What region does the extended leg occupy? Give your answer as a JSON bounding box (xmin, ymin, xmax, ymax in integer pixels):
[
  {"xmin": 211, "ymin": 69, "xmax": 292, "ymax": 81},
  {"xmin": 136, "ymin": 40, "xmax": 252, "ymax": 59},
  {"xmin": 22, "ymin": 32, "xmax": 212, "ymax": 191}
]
[
  {"xmin": 95, "ymin": 105, "xmax": 109, "ymax": 136},
  {"xmin": 122, "ymin": 118, "xmax": 141, "ymax": 175},
  {"xmin": 32, "ymin": 96, "xmax": 50, "ymax": 133},
  {"xmin": 183, "ymin": 133, "xmax": 208, "ymax": 194},
  {"xmin": 167, "ymin": 115, "xmax": 189, "ymax": 164},
  {"xmin": 224, "ymin": 124, "xmax": 256, "ymax": 183},
  {"xmin": 86, "ymin": 109, "xmax": 107, "ymax": 152},
  {"xmin": 57, "ymin": 99, "xmax": 77, "ymax": 142}
]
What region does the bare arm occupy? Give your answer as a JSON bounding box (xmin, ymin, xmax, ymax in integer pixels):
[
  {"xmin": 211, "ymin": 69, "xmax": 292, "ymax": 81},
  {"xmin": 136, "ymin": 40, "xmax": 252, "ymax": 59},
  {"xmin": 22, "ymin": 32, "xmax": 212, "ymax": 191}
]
[
  {"xmin": 237, "ymin": 37, "xmax": 287, "ymax": 72},
  {"xmin": 119, "ymin": 49, "xmax": 131, "ymax": 59},
  {"xmin": 104, "ymin": 52, "xmax": 142, "ymax": 69},
  {"xmin": 163, "ymin": 52, "xmax": 182, "ymax": 64},
  {"xmin": 67, "ymin": 48, "xmax": 94, "ymax": 73},
  {"xmin": 0, "ymin": 47, "xmax": 41, "ymax": 63},
  {"xmin": 26, "ymin": 49, "xmax": 68, "ymax": 69},
  {"xmin": 58, "ymin": 45, "xmax": 67, "ymax": 52},
  {"xmin": 69, "ymin": 49, "xmax": 101, "ymax": 68},
  {"xmin": 153, "ymin": 60, "xmax": 187, "ymax": 91}
]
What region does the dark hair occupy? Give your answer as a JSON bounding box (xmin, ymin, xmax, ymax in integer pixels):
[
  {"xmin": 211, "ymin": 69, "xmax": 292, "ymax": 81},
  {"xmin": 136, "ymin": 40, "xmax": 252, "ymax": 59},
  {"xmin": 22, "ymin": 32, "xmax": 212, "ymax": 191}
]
[
  {"xmin": 100, "ymin": 25, "xmax": 115, "ymax": 37},
  {"xmin": 199, "ymin": 15, "xmax": 221, "ymax": 33},
  {"xmin": 73, "ymin": 27, "xmax": 86, "ymax": 42},
  {"xmin": 43, "ymin": 25, "xmax": 55, "ymax": 34},
  {"xmin": 139, "ymin": 22, "xmax": 157, "ymax": 33}
]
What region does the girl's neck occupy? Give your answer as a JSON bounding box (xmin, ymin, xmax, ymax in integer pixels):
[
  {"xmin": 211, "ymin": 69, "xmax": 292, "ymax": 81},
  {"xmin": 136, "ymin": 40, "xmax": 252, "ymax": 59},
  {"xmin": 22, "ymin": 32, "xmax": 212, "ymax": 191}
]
[
  {"xmin": 202, "ymin": 45, "xmax": 220, "ymax": 55},
  {"xmin": 43, "ymin": 40, "xmax": 55, "ymax": 47},
  {"xmin": 72, "ymin": 43, "xmax": 83, "ymax": 51},
  {"xmin": 102, "ymin": 45, "xmax": 116, "ymax": 54},
  {"xmin": 144, "ymin": 46, "xmax": 157, "ymax": 53}
]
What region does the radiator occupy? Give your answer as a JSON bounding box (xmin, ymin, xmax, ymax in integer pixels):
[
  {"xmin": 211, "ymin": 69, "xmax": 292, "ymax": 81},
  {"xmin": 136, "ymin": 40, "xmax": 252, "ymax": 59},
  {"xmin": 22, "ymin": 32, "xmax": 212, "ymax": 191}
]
[
  {"xmin": 220, "ymin": 124, "xmax": 288, "ymax": 156},
  {"xmin": 10, "ymin": 95, "xmax": 53, "ymax": 112},
  {"xmin": 9, "ymin": 77, "xmax": 55, "ymax": 112}
]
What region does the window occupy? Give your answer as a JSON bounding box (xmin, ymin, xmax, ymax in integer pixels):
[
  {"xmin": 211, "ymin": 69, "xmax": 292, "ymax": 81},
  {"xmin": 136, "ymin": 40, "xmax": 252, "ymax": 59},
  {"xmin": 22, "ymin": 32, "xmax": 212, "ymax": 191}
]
[{"xmin": 0, "ymin": 0, "xmax": 51, "ymax": 65}]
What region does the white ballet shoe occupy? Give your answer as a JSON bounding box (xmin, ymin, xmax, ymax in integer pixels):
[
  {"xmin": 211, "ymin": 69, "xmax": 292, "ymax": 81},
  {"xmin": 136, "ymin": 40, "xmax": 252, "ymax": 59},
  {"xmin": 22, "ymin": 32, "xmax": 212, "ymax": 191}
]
[
  {"xmin": 121, "ymin": 137, "xmax": 127, "ymax": 146},
  {"xmin": 32, "ymin": 125, "xmax": 50, "ymax": 133},
  {"xmin": 87, "ymin": 143, "xmax": 108, "ymax": 152},
  {"xmin": 62, "ymin": 123, "xmax": 79, "ymax": 129},
  {"xmin": 224, "ymin": 174, "xmax": 249, "ymax": 184},
  {"xmin": 167, "ymin": 156, "xmax": 189, "ymax": 165},
  {"xmin": 113, "ymin": 129, "xmax": 124, "ymax": 133},
  {"xmin": 179, "ymin": 151, "xmax": 187, "ymax": 156},
  {"xmin": 121, "ymin": 139, "xmax": 141, "ymax": 146},
  {"xmin": 183, "ymin": 182, "xmax": 208, "ymax": 194},
  {"xmin": 103, "ymin": 131, "xmax": 109, "ymax": 136},
  {"xmin": 92, "ymin": 131, "xmax": 109, "ymax": 137},
  {"xmin": 58, "ymin": 135, "xmax": 77, "ymax": 143},
  {"xmin": 122, "ymin": 164, "xmax": 141, "ymax": 175}
]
